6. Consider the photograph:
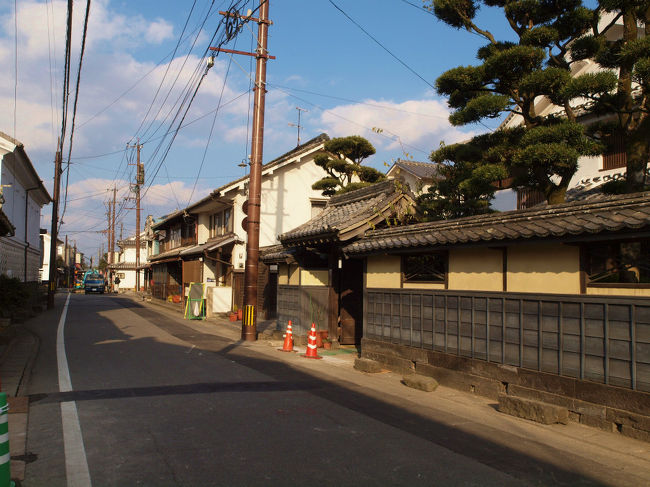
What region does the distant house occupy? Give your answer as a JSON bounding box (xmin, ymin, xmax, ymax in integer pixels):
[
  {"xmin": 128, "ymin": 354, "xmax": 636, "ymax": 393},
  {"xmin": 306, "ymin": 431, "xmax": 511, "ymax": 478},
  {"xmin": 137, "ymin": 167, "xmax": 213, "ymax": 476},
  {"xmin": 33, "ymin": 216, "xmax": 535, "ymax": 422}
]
[
  {"xmin": 263, "ymin": 179, "xmax": 417, "ymax": 343},
  {"xmin": 0, "ymin": 132, "xmax": 51, "ymax": 282},
  {"xmin": 385, "ymin": 159, "xmax": 442, "ymax": 195},
  {"xmin": 111, "ymin": 233, "xmax": 147, "ymax": 291},
  {"xmin": 148, "ymin": 133, "xmax": 333, "ymax": 315},
  {"xmin": 341, "ymin": 191, "xmax": 650, "ymax": 441}
]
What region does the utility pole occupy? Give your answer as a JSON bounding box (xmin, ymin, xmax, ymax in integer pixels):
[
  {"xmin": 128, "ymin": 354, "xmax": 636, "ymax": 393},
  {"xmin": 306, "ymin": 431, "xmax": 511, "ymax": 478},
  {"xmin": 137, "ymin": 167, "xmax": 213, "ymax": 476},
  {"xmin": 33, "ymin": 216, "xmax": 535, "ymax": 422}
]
[
  {"xmin": 127, "ymin": 141, "xmax": 143, "ymax": 292},
  {"xmin": 64, "ymin": 234, "xmax": 69, "ymax": 288},
  {"xmin": 47, "ymin": 146, "xmax": 62, "ymax": 309},
  {"xmin": 111, "ymin": 186, "xmax": 116, "ymax": 265},
  {"xmin": 212, "ymin": 0, "xmax": 272, "ymax": 341},
  {"xmin": 288, "ymin": 106, "xmax": 307, "ymax": 147}
]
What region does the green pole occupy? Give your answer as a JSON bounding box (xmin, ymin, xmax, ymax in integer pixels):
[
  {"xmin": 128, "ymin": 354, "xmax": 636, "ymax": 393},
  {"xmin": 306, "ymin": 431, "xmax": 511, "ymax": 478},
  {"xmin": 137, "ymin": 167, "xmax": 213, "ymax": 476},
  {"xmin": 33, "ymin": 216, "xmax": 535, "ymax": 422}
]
[{"xmin": 0, "ymin": 393, "xmax": 14, "ymax": 487}]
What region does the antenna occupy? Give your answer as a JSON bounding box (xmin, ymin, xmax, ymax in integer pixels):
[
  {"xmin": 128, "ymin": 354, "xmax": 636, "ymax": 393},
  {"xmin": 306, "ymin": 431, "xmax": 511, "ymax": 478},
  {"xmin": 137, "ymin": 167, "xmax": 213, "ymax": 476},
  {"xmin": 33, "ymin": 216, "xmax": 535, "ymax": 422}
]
[{"xmin": 288, "ymin": 106, "xmax": 308, "ymax": 147}]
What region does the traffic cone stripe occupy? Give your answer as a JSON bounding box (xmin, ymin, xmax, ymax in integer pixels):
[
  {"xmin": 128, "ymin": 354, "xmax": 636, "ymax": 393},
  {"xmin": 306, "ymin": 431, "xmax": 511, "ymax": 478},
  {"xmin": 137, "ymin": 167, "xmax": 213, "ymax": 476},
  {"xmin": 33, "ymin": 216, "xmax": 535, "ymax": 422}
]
[
  {"xmin": 279, "ymin": 321, "xmax": 295, "ymax": 352},
  {"xmin": 307, "ymin": 343, "xmax": 317, "ymax": 349}
]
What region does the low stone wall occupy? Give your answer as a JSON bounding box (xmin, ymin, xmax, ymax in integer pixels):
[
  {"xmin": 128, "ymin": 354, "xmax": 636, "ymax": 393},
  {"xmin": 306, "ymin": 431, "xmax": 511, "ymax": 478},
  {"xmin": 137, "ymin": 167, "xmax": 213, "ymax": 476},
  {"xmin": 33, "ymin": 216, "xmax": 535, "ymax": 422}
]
[{"xmin": 362, "ymin": 337, "xmax": 650, "ymax": 442}]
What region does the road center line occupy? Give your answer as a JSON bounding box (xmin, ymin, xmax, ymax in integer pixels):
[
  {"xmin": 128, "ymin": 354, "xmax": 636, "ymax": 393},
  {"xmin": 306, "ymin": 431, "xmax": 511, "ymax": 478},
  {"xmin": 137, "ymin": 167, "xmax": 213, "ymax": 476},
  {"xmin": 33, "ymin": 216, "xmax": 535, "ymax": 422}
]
[{"xmin": 56, "ymin": 293, "xmax": 92, "ymax": 487}]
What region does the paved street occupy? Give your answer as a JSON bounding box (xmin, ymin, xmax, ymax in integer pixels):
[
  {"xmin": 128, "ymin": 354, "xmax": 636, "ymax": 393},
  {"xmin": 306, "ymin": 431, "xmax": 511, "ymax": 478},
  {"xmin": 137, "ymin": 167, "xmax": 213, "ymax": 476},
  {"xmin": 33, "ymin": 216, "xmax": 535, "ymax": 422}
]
[{"xmin": 19, "ymin": 292, "xmax": 650, "ymax": 486}]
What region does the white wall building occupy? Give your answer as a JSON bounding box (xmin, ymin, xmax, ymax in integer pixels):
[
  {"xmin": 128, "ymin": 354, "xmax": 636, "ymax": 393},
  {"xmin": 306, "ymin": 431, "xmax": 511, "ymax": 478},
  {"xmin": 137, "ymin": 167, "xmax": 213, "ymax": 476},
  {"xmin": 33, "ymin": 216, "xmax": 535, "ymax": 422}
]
[
  {"xmin": 0, "ymin": 132, "xmax": 51, "ymax": 281},
  {"xmin": 112, "ymin": 234, "xmax": 147, "ymax": 291},
  {"xmin": 149, "ymin": 133, "xmax": 332, "ymax": 315}
]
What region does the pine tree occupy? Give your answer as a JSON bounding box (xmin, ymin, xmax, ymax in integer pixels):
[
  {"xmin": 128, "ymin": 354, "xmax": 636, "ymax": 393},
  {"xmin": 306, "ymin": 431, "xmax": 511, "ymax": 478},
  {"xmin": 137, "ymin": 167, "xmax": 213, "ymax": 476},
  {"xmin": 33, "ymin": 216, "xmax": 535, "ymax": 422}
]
[
  {"xmin": 425, "ymin": 0, "xmax": 606, "ymax": 213},
  {"xmin": 569, "ymin": 3, "xmax": 650, "ymax": 192},
  {"xmin": 312, "ymin": 136, "xmax": 385, "ymax": 196}
]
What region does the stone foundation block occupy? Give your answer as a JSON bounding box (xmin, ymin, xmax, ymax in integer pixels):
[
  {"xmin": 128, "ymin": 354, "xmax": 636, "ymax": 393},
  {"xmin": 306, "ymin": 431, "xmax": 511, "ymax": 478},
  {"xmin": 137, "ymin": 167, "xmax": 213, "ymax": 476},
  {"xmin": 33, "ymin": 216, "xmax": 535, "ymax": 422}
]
[
  {"xmin": 354, "ymin": 358, "xmax": 382, "ymax": 373},
  {"xmin": 361, "ymin": 351, "xmax": 415, "ymax": 375},
  {"xmin": 416, "ymin": 362, "xmax": 504, "ymax": 400},
  {"xmin": 498, "ymin": 394, "xmax": 569, "ymax": 425},
  {"xmin": 402, "ymin": 374, "xmax": 438, "ymax": 392}
]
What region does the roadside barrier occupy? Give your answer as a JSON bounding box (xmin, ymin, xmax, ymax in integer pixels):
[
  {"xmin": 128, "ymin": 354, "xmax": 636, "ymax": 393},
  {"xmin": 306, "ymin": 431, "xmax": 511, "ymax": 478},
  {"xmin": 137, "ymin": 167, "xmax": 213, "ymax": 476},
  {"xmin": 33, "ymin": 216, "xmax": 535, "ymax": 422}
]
[
  {"xmin": 0, "ymin": 393, "xmax": 13, "ymax": 487},
  {"xmin": 302, "ymin": 323, "xmax": 322, "ymax": 360},
  {"xmin": 279, "ymin": 321, "xmax": 295, "ymax": 352}
]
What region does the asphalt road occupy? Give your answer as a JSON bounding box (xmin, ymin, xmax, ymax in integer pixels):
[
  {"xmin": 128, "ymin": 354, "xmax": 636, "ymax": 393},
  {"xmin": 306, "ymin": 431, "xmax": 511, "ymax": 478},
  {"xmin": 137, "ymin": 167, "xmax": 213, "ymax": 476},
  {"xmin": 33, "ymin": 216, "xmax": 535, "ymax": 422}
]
[{"xmin": 21, "ymin": 293, "xmax": 650, "ymax": 486}]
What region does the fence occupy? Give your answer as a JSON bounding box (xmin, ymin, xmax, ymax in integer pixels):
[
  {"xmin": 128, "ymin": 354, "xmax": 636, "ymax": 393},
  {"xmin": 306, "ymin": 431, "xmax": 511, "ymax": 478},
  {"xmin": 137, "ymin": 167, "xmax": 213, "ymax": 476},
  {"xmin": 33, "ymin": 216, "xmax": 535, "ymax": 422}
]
[
  {"xmin": 365, "ymin": 289, "xmax": 650, "ymax": 392},
  {"xmin": 278, "ymin": 285, "xmax": 329, "ymax": 336}
]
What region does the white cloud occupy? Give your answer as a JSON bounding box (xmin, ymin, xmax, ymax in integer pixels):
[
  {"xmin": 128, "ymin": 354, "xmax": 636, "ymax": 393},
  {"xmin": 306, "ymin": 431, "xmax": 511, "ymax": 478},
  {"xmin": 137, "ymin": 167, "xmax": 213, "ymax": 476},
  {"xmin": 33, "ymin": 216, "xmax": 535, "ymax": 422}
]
[
  {"xmin": 145, "ymin": 19, "xmax": 174, "ymax": 44},
  {"xmin": 318, "ymin": 98, "xmax": 473, "ymax": 160}
]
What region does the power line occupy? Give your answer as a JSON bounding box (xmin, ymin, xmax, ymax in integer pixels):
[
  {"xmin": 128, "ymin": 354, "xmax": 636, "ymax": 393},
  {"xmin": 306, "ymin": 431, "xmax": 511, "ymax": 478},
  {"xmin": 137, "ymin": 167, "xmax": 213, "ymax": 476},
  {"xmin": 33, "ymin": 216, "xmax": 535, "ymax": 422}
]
[
  {"xmin": 132, "ymin": 0, "xmax": 199, "ymax": 141},
  {"xmin": 186, "ymin": 37, "xmax": 237, "ymax": 206},
  {"xmin": 13, "ymin": 0, "xmax": 18, "ymax": 139},
  {"xmin": 61, "ymin": 0, "xmax": 92, "ymax": 229},
  {"xmin": 328, "ymin": 0, "xmax": 435, "ymax": 91},
  {"xmin": 268, "ymin": 83, "xmax": 451, "ymax": 120}
]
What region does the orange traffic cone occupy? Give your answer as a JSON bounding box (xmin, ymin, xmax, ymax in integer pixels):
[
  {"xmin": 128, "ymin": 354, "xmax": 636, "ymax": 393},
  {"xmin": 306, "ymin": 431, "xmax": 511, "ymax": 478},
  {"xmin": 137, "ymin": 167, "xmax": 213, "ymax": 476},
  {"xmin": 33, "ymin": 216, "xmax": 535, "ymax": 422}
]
[
  {"xmin": 279, "ymin": 320, "xmax": 295, "ymax": 352},
  {"xmin": 302, "ymin": 322, "xmax": 322, "ymax": 359}
]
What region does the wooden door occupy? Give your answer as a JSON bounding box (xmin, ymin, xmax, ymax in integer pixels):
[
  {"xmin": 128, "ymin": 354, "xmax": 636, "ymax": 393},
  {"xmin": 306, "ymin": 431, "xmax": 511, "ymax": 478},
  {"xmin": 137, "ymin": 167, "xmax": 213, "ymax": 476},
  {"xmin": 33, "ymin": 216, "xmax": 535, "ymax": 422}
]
[{"xmin": 339, "ymin": 259, "xmax": 363, "ymax": 345}]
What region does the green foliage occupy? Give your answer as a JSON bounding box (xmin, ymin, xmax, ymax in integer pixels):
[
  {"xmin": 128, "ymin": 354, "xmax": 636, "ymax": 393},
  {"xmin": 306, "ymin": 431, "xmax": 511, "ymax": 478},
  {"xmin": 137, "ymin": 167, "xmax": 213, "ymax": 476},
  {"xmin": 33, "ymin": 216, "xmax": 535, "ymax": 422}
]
[
  {"xmin": 0, "ymin": 274, "xmax": 29, "ymax": 317},
  {"xmin": 567, "ymin": 5, "xmax": 650, "ymax": 191},
  {"xmin": 425, "ymin": 0, "xmax": 611, "ymax": 206},
  {"xmin": 311, "ymin": 136, "xmax": 384, "ymax": 196}
]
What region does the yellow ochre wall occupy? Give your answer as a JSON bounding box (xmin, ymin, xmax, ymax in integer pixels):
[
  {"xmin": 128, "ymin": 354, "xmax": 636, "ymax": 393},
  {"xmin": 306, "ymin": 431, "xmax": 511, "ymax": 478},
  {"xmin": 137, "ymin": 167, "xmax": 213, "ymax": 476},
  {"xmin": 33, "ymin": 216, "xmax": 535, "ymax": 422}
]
[
  {"xmin": 278, "ymin": 264, "xmax": 301, "ymax": 285},
  {"xmin": 366, "ymin": 255, "xmax": 401, "ymax": 288},
  {"xmin": 507, "ymin": 244, "xmax": 580, "ymax": 294},
  {"xmin": 300, "ymin": 269, "xmax": 329, "ymax": 286},
  {"xmin": 586, "ymin": 287, "xmax": 650, "ymax": 297},
  {"xmin": 448, "ymin": 248, "xmax": 503, "ymax": 291}
]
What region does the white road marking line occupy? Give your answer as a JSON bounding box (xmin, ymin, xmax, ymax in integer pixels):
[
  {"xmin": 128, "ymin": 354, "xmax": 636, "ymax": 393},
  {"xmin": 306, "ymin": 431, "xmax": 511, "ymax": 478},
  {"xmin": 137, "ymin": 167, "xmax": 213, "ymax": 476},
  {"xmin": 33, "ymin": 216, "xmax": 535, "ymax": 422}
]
[{"xmin": 56, "ymin": 293, "xmax": 92, "ymax": 487}]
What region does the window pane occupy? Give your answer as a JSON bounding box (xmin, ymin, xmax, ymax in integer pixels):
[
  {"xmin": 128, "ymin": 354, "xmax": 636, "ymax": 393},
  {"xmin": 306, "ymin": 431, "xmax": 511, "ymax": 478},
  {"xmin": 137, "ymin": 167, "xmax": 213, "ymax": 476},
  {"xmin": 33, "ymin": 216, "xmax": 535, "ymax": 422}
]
[
  {"xmin": 587, "ymin": 240, "xmax": 650, "ymax": 284},
  {"xmin": 403, "ymin": 254, "xmax": 446, "ymax": 282},
  {"xmin": 224, "ymin": 208, "xmax": 232, "ymax": 232},
  {"xmin": 214, "ymin": 213, "xmax": 222, "ymax": 236}
]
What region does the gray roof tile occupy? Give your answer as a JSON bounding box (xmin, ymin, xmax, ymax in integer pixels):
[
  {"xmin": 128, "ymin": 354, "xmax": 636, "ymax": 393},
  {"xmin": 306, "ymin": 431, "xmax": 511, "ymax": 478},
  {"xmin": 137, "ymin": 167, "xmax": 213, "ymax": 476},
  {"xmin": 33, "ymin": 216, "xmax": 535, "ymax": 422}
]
[
  {"xmin": 344, "ymin": 191, "xmax": 650, "ymax": 255},
  {"xmin": 280, "ymin": 180, "xmax": 415, "ymax": 245}
]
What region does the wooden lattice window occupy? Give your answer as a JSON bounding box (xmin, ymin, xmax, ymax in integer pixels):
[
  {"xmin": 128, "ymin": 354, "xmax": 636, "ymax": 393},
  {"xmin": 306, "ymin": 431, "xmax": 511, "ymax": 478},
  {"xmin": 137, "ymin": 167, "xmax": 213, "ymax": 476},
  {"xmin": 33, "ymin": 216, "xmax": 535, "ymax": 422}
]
[
  {"xmin": 585, "ymin": 240, "xmax": 650, "ymax": 285},
  {"xmin": 517, "ymin": 188, "xmax": 545, "ymax": 209},
  {"xmin": 402, "ymin": 253, "xmax": 447, "ymax": 283},
  {"xmin": 602, "ymin": 133, "xmax": 627, "ymax": 171}
]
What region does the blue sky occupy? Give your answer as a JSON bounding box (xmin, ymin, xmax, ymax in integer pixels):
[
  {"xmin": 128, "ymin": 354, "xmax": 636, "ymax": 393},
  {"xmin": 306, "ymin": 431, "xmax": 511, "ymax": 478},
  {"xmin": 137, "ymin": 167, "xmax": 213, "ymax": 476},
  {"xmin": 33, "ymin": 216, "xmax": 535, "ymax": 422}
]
[{"xmin": 1, "ymin": 0, "xmax": 515, "ymax": 258}]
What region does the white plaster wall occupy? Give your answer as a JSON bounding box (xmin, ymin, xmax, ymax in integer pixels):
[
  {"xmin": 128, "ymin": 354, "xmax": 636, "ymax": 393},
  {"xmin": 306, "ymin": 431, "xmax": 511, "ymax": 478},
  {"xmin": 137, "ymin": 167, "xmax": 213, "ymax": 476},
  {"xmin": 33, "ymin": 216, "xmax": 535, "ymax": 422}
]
[{"xmin": 197, "ymin": 213, "xmax": 209, "ymax": 244}]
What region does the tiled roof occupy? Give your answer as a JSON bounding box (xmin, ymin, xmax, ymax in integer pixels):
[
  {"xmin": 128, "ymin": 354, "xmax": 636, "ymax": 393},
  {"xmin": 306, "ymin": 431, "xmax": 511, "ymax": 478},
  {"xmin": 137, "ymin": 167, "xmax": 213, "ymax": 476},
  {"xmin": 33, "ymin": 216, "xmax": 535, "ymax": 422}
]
[
  {"xmin": 260, "ymin": 244, "xmax": 294, "ymax": 262},
  {"xmin": 343, "ymin": 191, "xmax": 650, "ymax": 256},
  {"xmin": 280, "ymin": 180, "xmax": 416, "ymax": 245},
  {"xmin": 392, "ymin": 160, "xmax": 442, "ymax": 181}
]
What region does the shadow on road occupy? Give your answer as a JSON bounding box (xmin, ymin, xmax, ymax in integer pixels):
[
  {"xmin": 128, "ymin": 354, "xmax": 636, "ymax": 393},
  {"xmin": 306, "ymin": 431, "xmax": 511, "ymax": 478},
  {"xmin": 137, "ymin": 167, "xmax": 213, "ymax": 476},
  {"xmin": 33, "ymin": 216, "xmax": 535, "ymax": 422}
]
[{"xmin": 28, "ymin": 294, "xmax": 611, "ymax": 487}]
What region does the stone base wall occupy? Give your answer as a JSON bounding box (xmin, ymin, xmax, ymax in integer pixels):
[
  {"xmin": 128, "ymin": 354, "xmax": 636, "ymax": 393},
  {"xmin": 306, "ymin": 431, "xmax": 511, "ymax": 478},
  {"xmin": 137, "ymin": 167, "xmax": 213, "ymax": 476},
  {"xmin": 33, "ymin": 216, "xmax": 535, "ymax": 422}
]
[{"xmin": 362, "ymin": 337, "xmax": 650, "ymax": 442}]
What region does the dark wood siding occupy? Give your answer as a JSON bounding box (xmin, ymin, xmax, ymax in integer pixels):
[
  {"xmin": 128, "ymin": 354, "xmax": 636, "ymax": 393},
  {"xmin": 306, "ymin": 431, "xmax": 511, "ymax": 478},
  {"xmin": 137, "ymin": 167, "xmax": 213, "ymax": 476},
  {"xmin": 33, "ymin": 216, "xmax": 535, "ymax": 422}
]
[{"xmin": 365, "ymin": 289, "xmax": 650, "ymax": 392}]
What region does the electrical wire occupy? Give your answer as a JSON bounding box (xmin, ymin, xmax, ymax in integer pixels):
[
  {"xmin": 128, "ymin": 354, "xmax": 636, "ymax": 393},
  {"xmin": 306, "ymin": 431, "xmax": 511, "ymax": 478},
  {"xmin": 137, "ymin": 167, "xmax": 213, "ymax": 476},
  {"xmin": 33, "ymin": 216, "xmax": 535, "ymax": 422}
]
[
  {"xmin": 186, "ymin": 37, "xmax": 237, "ymax": 206},
  {"xmin": 60, "ymin": 0, "xmax": 92, "ymax": 231},
  {"xmin": 13, "ymin": 0, "xmax": 18, "ymax": 139},
  {"xmin": 131, "ymin": 0, "xmax": 199, "ymax": 141},
  {"xmin": 45, "ymin": 0, "xmax": 59, "ymax": 146},
  {"xmin": 328, "ymin": 0, "xmax": 436, "ymax": 91},
  {"xmin": 268, "ymin": 83, "xmax": 451, "ymax": 120}
]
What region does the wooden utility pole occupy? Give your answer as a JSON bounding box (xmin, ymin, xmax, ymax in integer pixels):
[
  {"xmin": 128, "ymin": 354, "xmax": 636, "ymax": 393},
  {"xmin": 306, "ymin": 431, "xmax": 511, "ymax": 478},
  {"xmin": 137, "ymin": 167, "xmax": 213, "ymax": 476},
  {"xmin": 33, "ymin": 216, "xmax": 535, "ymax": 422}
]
[
  {"xmin": 106, "ymin": 200, "xmax": 112, "ymax": 263},
  {"xmin": 64, "ymin": 234, "xmax": 69, "ymax": 288},
  {"xmin": 111, "ymin": 186, "xmax": 116, "ymax": 265},
  {"xmin": 47, "ymin": 147, "xmax": 62, "ymax": 309},
  {"xmin": 128, "ymin": 141, "xmax": 143, "ymax": 292},
  {"xmin": 212, "ymin": 0, "xmax": 271, "ymax": 341}
]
